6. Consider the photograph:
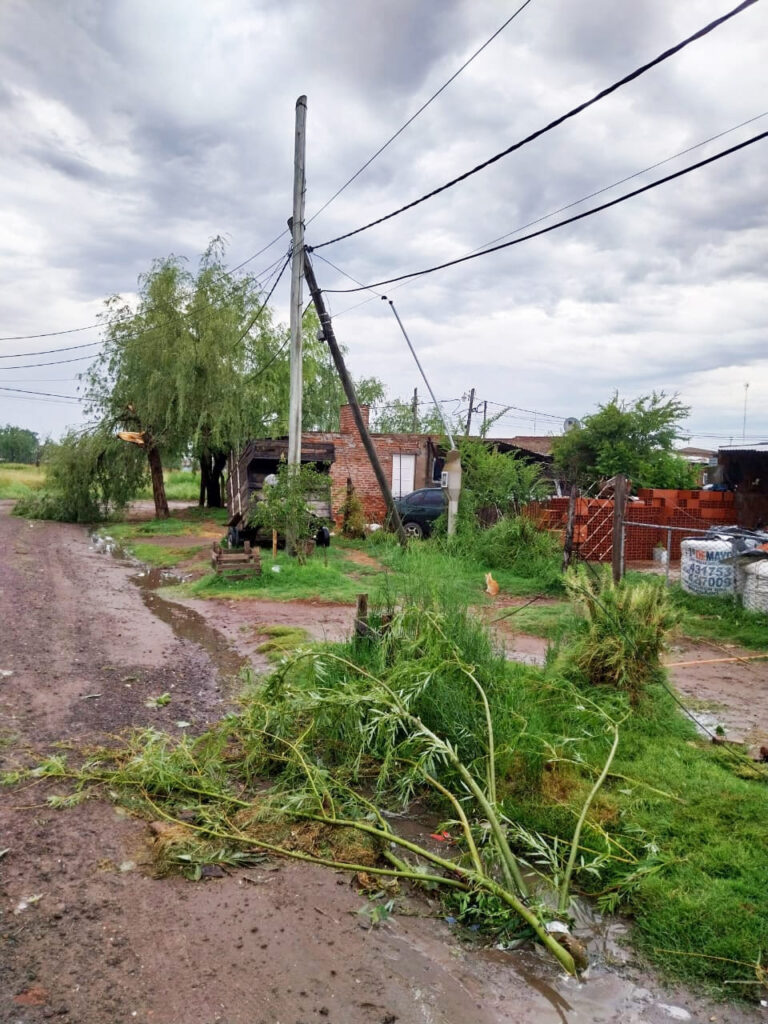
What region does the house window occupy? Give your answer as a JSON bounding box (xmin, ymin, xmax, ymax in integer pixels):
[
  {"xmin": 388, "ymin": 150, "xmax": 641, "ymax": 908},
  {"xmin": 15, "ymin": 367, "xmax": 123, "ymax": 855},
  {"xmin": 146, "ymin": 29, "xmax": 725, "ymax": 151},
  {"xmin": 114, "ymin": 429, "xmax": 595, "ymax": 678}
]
[{"xmin": 392, "ymin": 454, "xmax": 415, "ymax": 497}]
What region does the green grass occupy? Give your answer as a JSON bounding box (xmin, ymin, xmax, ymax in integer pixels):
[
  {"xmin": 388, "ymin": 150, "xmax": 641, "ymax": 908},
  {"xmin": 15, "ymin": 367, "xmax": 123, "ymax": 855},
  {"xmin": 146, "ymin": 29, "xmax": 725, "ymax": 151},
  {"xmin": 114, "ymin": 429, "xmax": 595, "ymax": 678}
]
[
  {"xmin": 166, "ymin": 545, "xmax": 382, "ymax": 603},
  {"xmin": 0, "ymin": 463, "xmax": 45, "ymax": 499},
  {"xmin": 130, "ymin": 543, "xmax": 207, "ymax": 567},
  {"xmin": 138, "ymin": 469, "xmax": 201, "ymax": 502},
  {"xmin": 497, "ymin": 601, "xmax": 574, "ymax": 639},
  {"xmin": 669, "ymin": 586, "xmax": 768, "ymax": 651}
]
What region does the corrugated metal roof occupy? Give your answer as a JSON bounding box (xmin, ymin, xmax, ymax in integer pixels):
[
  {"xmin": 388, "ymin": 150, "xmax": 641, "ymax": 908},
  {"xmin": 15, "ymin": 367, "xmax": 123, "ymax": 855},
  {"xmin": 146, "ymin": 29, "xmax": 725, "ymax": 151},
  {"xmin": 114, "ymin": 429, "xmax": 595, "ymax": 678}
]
[{"xmin": 719, "ymin": 444, "xmax": 768, "ymax": 454}]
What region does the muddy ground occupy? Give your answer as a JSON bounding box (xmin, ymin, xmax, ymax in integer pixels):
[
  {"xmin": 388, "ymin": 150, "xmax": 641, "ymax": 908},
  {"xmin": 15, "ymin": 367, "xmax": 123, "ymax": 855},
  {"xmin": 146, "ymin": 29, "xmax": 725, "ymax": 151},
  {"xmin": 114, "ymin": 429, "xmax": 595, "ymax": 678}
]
[{"xmin": 0, "ymin": 502, "xmax": 764, "ymax": 1024}]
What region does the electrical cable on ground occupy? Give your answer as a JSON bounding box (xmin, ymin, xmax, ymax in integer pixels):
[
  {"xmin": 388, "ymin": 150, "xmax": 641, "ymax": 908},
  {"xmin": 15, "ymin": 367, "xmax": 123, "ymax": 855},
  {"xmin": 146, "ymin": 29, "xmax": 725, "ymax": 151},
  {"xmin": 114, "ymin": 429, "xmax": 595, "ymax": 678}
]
[
  {"xmin": 320, "ymin": 128, "xmax": 768, "ymax": 293},
  {"xmin": 305, "ymin": 0, "xmax": 535, "ymax": 227},
  {"xmin": 313, "ymin": 0, "xmax": 758, "ymax": 251}
]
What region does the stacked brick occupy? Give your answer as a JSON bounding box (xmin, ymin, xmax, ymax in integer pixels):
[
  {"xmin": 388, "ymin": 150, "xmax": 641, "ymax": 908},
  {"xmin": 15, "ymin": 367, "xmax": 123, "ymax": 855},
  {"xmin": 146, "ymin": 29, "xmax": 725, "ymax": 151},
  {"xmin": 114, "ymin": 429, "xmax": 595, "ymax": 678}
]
[{"xmin": 526, "ymin": 489, "xmax": 736, "ymax": 563}]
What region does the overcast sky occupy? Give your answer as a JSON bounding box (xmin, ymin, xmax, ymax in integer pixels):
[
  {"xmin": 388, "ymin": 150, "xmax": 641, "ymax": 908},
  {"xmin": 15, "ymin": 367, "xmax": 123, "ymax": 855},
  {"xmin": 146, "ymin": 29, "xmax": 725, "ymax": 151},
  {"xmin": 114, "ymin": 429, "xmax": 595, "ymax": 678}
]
[{"xmin": 1, "ymin": 0, "xmax": 766, "ymax": 447}]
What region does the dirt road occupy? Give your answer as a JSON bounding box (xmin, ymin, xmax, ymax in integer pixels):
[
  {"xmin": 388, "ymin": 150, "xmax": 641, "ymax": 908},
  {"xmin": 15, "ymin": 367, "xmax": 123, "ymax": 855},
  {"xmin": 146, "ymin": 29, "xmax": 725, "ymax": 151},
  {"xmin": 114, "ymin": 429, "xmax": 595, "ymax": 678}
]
[{"xmin": 0, "ymin": 504, "xmax": 759, "ymax": 1024}]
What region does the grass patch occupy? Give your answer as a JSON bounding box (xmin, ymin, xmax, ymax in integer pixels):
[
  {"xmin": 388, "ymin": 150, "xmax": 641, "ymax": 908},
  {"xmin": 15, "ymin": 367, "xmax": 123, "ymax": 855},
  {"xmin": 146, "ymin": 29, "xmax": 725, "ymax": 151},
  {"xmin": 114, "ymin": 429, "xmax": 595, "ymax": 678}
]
[
  {"xmin": 0, "ymin": 463, "xmax": 45, "ymax": 499},
  {"xmin": 255, "ymin": 624, "xmax": 311, "ymax": 662},
  {"xmin": 168, "ymin": 545, "xmax": 381, "ymax": 604},
  {"xmin": 130, "ymin": 543, "xmax": 207, "ymax": 568},
  {"xmin": 138, "ymin": 469, "xmax": 200, "ymax": 502},
  {"xmin": 669, "ymin": 586, "xmax": 768, "ymax": 651},
  {"xmin": 497, "ymin": 601, "xmax": 573, "ymax": 639}
]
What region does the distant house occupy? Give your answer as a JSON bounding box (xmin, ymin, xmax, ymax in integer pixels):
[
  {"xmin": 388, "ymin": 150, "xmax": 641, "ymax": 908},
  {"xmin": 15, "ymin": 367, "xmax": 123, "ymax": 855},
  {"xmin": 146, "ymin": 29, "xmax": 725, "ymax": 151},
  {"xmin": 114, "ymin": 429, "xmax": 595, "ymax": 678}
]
[
  {"xmin": 718, "ymin": 443, "xmax": 768, "ymax": 528},
  {"xmin": 677, "ymin": 446, "xmax": 718, "ymax": 486},
  {"xmin": 226, "ymin": 405, "xmax": 556, "ymax": 529}
]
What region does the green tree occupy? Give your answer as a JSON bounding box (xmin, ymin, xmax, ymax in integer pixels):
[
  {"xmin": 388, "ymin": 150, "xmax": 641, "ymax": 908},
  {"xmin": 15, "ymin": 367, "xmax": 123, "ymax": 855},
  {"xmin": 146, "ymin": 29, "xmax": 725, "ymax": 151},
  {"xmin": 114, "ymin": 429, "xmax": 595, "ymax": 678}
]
[
  {"xmin": 0, "ymin": 425, "xmax": 38, "ymax": 464},
  {"xmin": 371, "ymin": 396, "xmax": 460, "ymax": 435},
  {"xmin": 85, "ymin": 241, "xmax": 288, "ymax": 516},
  {"xmin": 248, "ymin": 463, "xmax": 330, "ymax": 563},
  {"xmin": 85, "ymin": 241, "xmax": 385, "ymax": 518},
  {"xmin": 552, "ymin": 392, "xmax": 696, "ymax": 490},
  {"xmin": 457, "ymin": 436, "xmax": 549, "ymax": 522},
  {"xmin": 14, "ymin": 427, "xmax": 146, "ymax": 522}
]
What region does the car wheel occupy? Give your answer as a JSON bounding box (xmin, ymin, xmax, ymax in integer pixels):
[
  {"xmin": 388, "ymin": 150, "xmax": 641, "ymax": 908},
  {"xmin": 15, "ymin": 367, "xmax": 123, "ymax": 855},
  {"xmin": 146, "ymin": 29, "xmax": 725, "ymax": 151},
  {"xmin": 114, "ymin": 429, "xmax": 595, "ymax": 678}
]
[{"xmin": 403, "ymin": 521, "xmax": 423, "ymax": 540}]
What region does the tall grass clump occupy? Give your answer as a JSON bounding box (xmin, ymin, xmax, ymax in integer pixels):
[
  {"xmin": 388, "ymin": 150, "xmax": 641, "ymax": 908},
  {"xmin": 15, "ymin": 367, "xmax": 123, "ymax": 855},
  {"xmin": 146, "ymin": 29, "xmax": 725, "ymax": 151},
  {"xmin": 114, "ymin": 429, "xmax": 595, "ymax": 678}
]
[
  {"xmin": 473, "ymin": 514, "xmax": 562, "ymax": 588},
  {"xmin": 553, "ymin": 566, "xmax": 676, "ymax": 701}
]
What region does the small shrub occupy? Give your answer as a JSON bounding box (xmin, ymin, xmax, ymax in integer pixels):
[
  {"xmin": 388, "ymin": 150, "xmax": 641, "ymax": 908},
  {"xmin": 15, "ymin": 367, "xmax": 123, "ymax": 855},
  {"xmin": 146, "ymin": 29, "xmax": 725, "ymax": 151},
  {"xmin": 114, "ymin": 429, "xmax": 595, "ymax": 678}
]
[{"xmin": 554, "ymin": 567, "xmax": 676, "ymax": 700}]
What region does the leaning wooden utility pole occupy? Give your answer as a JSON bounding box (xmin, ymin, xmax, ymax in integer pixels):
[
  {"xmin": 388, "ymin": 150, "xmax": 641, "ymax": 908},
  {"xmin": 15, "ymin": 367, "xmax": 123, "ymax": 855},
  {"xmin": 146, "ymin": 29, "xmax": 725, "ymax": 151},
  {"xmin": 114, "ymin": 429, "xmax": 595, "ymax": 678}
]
[
  {"xmin": 287, "ymin": 95, "xmax": 307, "ymax": 471},
  {"xmin": 303, "ymin": 251, "xmax": 408, "ymax": 548}
]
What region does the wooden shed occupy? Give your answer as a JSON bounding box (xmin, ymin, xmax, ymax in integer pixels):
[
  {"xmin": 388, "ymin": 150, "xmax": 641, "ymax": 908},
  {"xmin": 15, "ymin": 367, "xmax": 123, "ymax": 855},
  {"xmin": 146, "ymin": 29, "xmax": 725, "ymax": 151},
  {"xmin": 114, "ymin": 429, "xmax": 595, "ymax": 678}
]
[{"xmin": 226, "ymin": 437, "xmax": 335, "ymax": 529}]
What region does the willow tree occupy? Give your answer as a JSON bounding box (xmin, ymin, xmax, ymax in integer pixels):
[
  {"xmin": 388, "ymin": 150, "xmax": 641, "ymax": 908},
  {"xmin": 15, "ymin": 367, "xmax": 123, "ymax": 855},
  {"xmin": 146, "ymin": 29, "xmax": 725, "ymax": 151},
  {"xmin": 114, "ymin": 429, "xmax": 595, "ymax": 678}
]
[
  {"xmin": 85, "ymin": 240, "xmax": 386, "ymax": 518},
  {"xmin": 84, "ymin": 241, "xmax": 290, "ymax": 516}
]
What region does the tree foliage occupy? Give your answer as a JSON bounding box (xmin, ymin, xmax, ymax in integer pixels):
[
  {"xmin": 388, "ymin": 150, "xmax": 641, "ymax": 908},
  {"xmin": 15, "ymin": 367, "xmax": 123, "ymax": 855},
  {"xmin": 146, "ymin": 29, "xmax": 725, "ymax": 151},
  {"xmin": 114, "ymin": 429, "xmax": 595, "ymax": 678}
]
[
  {"xmin": 248, "ymin": 463, "xmax": 330, "ymax": 561},
  {"xmin": 552, "ymin": 393, "xmax": 696, "ymax": 490},
  {"xmin": 371, "ymin": 397, "xmax": 455, "ymax": 435},
  {"xmin": 14, "ymin": 427, "xmax": 146, "ymax": 522},
  {"xmin": 85, "ymin": 239, "xmax": 385, "ymax": 516},
  {"xmin": 0, "ymin": 425, "xmax": 39, "ymax": 464}
]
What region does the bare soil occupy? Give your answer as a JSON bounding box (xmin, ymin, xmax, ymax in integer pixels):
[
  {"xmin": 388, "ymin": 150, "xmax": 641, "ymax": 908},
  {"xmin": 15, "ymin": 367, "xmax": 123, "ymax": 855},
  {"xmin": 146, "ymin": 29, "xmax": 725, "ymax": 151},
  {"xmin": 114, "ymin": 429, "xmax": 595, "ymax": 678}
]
[{"xmin": 0, "ymin": 503, "xmax": 762, "ymax": 1024}]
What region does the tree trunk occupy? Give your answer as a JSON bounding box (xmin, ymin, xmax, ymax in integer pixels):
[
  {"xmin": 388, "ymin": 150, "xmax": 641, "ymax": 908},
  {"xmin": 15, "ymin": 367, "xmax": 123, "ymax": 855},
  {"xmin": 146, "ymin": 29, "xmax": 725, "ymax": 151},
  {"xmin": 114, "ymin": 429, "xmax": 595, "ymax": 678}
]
[
  {"xmin": 199, "ymin": 449, "xmax": 227, "ymax": 508},
  {"xmin": 145, "ymin": 439, "xmax": 169, "ymax": 519}
]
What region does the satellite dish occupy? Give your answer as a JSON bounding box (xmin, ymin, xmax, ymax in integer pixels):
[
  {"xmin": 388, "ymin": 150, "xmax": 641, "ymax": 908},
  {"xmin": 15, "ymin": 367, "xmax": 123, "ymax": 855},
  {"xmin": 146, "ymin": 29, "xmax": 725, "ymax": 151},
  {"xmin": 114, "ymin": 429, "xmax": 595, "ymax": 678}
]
[{"xmin": 563, "ymin": 417, "xmax": 581, "ymax": 432}]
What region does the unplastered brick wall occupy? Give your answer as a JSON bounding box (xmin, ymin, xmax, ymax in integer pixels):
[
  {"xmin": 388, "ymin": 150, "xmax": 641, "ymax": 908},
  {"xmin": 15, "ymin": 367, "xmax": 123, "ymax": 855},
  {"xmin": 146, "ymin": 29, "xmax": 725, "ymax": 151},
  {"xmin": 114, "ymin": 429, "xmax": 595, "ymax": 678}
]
[
  {"xmin": 526, "ymin": 489, "xmax": 736, "ymax": 562},
  {"xmin": 310, "ymin": 405, "xmax": 436, "ymax": 526}
]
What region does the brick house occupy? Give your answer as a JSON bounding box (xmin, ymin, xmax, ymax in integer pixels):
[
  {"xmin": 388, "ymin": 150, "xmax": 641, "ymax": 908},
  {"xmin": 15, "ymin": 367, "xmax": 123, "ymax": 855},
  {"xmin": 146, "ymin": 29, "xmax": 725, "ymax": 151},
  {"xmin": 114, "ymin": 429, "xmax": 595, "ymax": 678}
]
[{"xmin": 226, "ymin": 404, "xmax": 555, "ymax": 530}]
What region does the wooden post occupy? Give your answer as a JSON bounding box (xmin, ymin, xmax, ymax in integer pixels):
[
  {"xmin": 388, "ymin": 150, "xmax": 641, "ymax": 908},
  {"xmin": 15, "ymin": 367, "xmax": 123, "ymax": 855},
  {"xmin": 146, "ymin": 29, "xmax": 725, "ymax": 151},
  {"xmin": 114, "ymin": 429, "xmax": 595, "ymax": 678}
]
[
  {"xmin": 562, "ymin": 483, "xmax": 578, "ymax": 572},
  {"xmin": 612, "ymin": 474, "xmax": 627, "ymax": 583},
  {"xmin": 411, "ymin": 388, "xmax": 418, "ymax": 432},
  {"xmin": 465, "ymin": 387, "xmax": 475, "ymax": 435},
  {"xmin": 355, "ymin": 593, "xmax": 369, "ymax": 637},
  {"xmin": 303, "ymin": 251, "xmax": 408, "ymax": 547},
  {"xmin": 272, "ymin": 529, "xmax": 278, "ymax": 560}
]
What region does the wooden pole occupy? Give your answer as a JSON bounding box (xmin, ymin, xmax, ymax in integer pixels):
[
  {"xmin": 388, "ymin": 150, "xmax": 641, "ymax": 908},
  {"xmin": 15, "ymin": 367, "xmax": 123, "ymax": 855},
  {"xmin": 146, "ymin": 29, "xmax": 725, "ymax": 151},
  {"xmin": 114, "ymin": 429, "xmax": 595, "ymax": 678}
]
[
  {"xmin": 562, "ymin": 482, "xmax": 577, "ymax": 572},
  {"xmin": 411, "ymin": 388, "xmax": 418, "ymax": 432},
  {"xmin": 612, "ymin": 473, "xmax": 627, "ymax": 583},
  {"xmin": 303, "ymin": 252, "xmax": 408, "ymax": 547},
  {"xmin": 287, "ymin": 95, "xmax": 307, "ymax": 472},
  {"xmin": 465, "ymin": 387, "xmax": 475, "ymax": 435},
  {"xmin": 272, "ymin": 529, "xmax": 278, "ymax": 561},
  {"xmin": 355, "ymin": 593, "xmax": 369, "ymax": 637}
]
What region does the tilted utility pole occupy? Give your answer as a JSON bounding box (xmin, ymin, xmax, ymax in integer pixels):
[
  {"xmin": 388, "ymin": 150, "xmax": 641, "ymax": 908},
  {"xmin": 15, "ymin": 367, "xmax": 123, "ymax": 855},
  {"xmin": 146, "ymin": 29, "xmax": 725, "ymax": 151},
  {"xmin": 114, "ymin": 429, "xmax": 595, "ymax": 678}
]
[
  {"xmin": 303, "ymin": 251, "xmax": 408, "ymax": 547},
  {"xmin": 465, "ymin": 387, "xmax": 475, "ymax": 435},
  {"xmin": 287, "ymin": 95, "xmax": 307, "ymax": 471}
]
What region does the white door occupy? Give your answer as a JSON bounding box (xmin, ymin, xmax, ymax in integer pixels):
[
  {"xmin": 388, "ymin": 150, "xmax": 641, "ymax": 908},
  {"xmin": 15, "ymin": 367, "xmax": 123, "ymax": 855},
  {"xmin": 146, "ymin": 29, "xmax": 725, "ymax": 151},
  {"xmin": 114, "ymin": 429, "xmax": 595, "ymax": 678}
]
[{"xmin": 392, "ymin": 454, "xmax": 415, "ymax": 497}]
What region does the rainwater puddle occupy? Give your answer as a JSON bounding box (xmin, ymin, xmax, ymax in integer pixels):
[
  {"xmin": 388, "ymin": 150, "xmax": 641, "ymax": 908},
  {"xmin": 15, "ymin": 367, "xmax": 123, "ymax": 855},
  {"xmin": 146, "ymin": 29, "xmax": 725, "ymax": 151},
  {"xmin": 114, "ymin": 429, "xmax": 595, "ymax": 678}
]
[{"xmin": 91, "ymin": 533, "xmax": 247, "ymax": 691}]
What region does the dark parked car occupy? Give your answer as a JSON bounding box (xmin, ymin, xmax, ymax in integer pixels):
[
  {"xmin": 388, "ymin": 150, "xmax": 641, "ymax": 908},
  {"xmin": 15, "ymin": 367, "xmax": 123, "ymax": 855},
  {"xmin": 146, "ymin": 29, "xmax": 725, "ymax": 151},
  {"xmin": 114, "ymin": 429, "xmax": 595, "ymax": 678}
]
[{"xmin": 394, "ymin": 487, "xmax": 447, "ymax": 538}]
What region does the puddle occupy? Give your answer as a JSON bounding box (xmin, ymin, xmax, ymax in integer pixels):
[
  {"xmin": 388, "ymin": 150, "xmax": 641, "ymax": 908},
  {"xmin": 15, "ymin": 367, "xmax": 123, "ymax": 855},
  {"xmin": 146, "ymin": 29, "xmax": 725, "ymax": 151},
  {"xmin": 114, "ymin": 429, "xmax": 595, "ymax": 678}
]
[{"xmin": 91, "ymin": 533, "xmax": 247, "ymax": 691}]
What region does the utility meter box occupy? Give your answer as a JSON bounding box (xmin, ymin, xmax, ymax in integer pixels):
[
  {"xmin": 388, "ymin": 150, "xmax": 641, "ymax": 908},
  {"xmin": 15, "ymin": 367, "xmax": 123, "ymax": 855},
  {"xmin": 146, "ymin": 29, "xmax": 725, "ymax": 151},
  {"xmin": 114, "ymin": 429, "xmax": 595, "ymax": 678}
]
[{"xmin": 442, "ymin": 449, "xmax": 462, "ymax": 535}]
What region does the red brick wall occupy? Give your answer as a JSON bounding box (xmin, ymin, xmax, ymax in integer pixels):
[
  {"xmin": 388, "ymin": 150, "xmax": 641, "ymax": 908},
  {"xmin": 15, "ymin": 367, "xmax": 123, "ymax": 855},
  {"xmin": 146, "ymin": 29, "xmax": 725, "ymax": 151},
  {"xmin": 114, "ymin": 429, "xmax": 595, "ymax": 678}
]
[
  {"xmin": 527, "ymin": 489, "xmax": 736, "ymax": 562},
  {"xmin": 309, "ymin": 406, "xmax": 436, "ymax": 526}
]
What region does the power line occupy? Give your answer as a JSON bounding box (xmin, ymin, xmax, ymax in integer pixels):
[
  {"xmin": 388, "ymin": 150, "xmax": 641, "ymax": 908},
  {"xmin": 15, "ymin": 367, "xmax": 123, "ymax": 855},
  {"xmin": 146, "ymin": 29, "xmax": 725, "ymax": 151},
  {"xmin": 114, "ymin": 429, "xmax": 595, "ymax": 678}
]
[
  {"xmin": 326, "ymin": 111, "xmax": 768, "ymax": 319},
  {"xmin": 312, "ymin": 0, "xmax": 758, "ymax": 251},
  {"xmin": 464, "ymin": 110, "xmax": 768, "ymax": 258},
  {"xmin": 0, "ymin": 255, "xmax": 293, "ymax": 371},
  {"xmin": 0, "ymin": 386, "xmax": 82, "ymax": 402},
  {"xmin": 321, "ymin": 128, "xmax": 768, "ymax": 293},
  {"xmin": 0, "ymin": 354, "xmax": 99, "ymax": 370},
  {"xmin": 305, "ymin": 0, "xmax": 535, "ymax": 227},
  {"xmin": 0, "ymin": 340, "xmax": 103, "ymax": 359},
  {"xmin": 0, "ymin": 247, "xmax": 291, "ymax": 345}
]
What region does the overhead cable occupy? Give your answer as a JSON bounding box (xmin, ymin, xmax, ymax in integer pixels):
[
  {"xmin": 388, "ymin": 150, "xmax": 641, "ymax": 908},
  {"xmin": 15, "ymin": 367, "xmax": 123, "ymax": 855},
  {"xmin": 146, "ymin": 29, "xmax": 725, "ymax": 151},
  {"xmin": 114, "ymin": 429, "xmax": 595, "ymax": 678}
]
[
  {"xmin": 0, "ymin": 246, "xmax": 291, "ymax": 344},
  {"xmin": 306, "ymin": 0, "xmax": 535, "ymax": 227},
  {"xmin": 0, "ymin": 385, "xmax": 82, "ymax": 401},
  {"xmin": 0, "ymin": 340, "xmax": 104, "ymax": 359},
  {"xmin": 0, "ymin": 354, "xmax": 99, "ymax": 370},
  {"xmin": 312, "ymin": 0, "xmax": 758, "ymax": 250},
  {"xmin": 320, "ymin": 128, "xmax": 768, "ymax": 293}
]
